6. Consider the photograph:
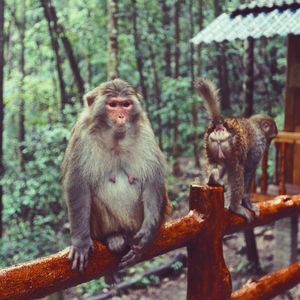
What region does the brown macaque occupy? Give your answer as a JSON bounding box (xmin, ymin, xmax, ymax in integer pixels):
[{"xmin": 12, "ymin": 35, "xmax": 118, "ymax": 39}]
[
  {"xmin": 62, "ymin": 79, "xmax": 171, "ymax": 271},
  {"xmin": 195, "ymin": 78, "xmax": 278, "ymax": 221}
]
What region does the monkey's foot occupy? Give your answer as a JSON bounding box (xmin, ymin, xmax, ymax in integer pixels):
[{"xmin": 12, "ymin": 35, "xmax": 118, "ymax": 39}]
[
  {"xmin": 119, "ymin": 245, "xmax": 141, "ymax": 269},
  {"xmin": 106, "ymin": 234, "xmax": 127, "ymax": 253},
  {"xmin": 242, "ymin": 197, "xmax": 260, "ymax": 217},
  {"xmin": 68, "ymin": 240, "xmax": 94, "ymax": 272},
  {"xmin": 109, "ymin": 175, "xmax": 116, "ymax": 183},
  {"xmin": 128, "ymin": 175, "xmax": 137, "ymax": 184},
  {"xmin": 229, "ymin": 205, "xmax": 254, "ymax": 222}
]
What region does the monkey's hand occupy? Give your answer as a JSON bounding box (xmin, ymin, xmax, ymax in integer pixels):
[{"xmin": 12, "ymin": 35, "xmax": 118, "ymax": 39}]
[
  {"xmin": 207, "ymin": 168, "xmax": 224, "ymax": 187},
  {"xmin": 68, "ymin": 238, "xmax": 94, "ymax": 272},
  {"xmin": 119, "ymin": 228, "xmax": 151, "ymax": 268}
]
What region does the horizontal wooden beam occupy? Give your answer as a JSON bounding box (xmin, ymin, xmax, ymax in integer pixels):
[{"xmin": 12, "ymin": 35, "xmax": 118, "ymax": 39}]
[
  {"xmin": 231, "ymin": 260, "xmax": 300, "ymax": 300},
  {"xmin": 274, "ymin": 131, "xmax": 300, "ymax": 144},
  {"xmin": 1, "ymin": 191, "xmax": 300, "ymax": 300},
  {"xmin": 225, "ymin": 194, "xmax": 300, "ymax": 234},
  {"xmin": 0, "ymin": 211, "xmax": 206, "ymax": 300}
]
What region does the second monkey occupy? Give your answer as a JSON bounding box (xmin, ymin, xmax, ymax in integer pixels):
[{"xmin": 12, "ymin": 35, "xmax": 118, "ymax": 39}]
[{"xmin": 195, "ymin": 77, "xmax": 278, "ymax": 221}]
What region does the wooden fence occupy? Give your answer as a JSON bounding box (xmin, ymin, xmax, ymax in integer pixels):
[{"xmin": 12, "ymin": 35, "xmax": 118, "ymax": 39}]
[{"xmin": 1, "ymin": 185, "xmax": 300, "ymax": 300}]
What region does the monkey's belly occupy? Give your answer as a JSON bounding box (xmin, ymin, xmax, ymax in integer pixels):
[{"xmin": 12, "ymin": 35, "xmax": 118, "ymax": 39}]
[{"xmin": 91, "ymin": 173, "xmax": 143, "ymax": 239}]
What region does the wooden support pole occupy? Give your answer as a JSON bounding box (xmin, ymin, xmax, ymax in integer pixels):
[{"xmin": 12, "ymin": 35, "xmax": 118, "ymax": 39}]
[
  {"xmin": 0, "ymin": 213, "xmax": 206, "ymax": 300},
  {"xmin": 187, "ymin": 185, "xmax": 232, "ymax": 300},
  {"xmin": 231, "ymin": 260, "xmax": 300, "ymax": 300}
]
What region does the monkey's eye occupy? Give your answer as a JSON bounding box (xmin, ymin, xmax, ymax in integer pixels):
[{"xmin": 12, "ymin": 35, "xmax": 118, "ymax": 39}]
[
  {"xmin": 122, "ymin": 101, "xmax": 131, "ymax": 108},
  {"xmin": 108, "ymin": 102, "xmax": 117, "ymax": 108}
]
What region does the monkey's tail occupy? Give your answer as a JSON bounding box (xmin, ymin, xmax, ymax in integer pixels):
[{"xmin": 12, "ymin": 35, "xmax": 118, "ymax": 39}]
[{"xmin": 194, "ymin": 77, "xmax": 222, "ymax": 122}]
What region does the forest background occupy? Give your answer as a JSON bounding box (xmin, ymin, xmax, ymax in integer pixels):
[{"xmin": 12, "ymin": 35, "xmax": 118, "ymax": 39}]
[{"xmin": 0, "ymin": 0, "xmax": 286, "ymax": 297}]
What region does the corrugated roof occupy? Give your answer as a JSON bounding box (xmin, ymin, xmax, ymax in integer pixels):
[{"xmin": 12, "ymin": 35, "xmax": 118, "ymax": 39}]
[{"xmin": 191, "ymin": 0, "xmax": 300, "ymax": 44}]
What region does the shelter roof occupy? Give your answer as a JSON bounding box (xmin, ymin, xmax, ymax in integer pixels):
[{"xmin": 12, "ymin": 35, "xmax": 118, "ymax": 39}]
[{"xmin": 191, "ymin": 0, "xmax": 300, "ymax": 44}]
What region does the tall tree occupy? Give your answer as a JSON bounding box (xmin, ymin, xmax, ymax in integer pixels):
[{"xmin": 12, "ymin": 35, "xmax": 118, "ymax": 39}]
[
  {"xmin": 214, "ymin": 0, "xmax": 230, "ymax": 111},
  {"xmin": 189, "ymin": 0, "xmax": 200, "ymax": 168},
  {"xmin": 160, "ymin": 0, "xmax": 172, "ymax": 77},
  {"xmin": 42, "ymin": 0, "xmax": 85, "ymax": 102},
  {"xmin": 172, "ymin": 0, "xmax": 181, "ymax": 176},
  {"xmin": 41, "ymin": 0, "xmax": 68, "ymax": 113},
  {"xmin": 107, "ymin": 0, "xmax": 119, "ymax": 80},
  {"xmin": 18, "ymin": 1, "xmax": 26, "ymax": 171},
  {"xmin": 0, "ymin": 0, "xmax": 4, "ymax": 238},
  {"xmin": 243, "ymin": 37, "xmax": 255, "ymax": 117},
  {"xmin": 131, "ymin": 0, "xmax": 148, "ymax": 103},
  {"xmin": 147, "ymin": 32, "xmax": 163, "ymax": 150}
]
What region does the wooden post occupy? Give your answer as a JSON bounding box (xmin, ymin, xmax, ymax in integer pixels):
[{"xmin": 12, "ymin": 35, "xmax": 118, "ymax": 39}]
[
  {"xmin": 284, "ymin": 34, "xmax": 300, "ymax": 184},
  {"xmin": 187, "ymin": 185, "xmax": 231, "ymax": 300},
  {"xmin": 260, "ymin": 149, "xmax": 269, "ymax": 194}
]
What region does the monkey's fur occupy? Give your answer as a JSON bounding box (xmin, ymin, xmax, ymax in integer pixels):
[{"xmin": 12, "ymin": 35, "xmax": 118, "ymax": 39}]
[
  {"xmin": 195, "ymin": 77, "xmax": 278, "ymax": 221},
  {"xmin": 62, "ymin": 79, "xmax": 171, "ymax": 271}
]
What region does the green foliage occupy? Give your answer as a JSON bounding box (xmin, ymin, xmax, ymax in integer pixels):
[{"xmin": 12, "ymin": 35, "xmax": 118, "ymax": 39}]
[{"xmin": 0, "ymin": 123, "xmax": 71, "ymax": 267}]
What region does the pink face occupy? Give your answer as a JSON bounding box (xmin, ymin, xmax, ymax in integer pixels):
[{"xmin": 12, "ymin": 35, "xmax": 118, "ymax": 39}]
[{"xmin": 105, "ymin": 97, "xmax": 133, "ymax": 128}]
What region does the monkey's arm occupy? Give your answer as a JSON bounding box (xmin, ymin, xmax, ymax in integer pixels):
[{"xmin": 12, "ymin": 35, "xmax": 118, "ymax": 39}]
[
  {"xmin": 65, "ymin": 170, "xmax": 94, "ymax": 272},
  {"xmin": 119, "ymin": 175, "xmax": 165, "ymax": 268}
]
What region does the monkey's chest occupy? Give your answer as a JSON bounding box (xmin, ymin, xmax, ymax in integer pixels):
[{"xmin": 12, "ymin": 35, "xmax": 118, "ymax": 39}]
[{"xmin": 91, "ymin": 171, "xmax": 143, "ymax": 238}]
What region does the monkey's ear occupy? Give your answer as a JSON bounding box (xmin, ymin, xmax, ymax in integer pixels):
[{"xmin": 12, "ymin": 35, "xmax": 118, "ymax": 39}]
[{"xmin": 83, "ymin": 88, "xmax": 100, "ymax": 107}]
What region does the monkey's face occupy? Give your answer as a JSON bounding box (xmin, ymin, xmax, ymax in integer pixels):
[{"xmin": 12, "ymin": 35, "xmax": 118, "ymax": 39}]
[
  {"xmin": 250, "ymin": 115, "xmax": 278, "ymax": 141},
  {"xmin": 105, "ymin": 97, "xmax": 134, "ymax": 132}
]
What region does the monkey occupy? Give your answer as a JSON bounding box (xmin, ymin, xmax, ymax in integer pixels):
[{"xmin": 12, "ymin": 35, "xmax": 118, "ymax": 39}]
[
  {"xmin": 61, "ymin": 79, "xmax": 171, "ymax": 272},
  {"xmin": 195, "ymin": 77, "xmax": 278, "ymax": 221}
]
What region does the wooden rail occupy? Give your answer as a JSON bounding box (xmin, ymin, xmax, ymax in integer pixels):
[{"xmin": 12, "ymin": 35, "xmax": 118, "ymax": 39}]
[{"xmin": 1, "ymin": 186, "xmax": 300, "ymax": 300}]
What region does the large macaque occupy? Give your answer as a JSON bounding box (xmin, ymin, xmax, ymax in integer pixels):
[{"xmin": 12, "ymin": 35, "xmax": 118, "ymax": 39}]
[
  {"xmin": 62, "ymin": 79, "xmax": 171, "ymax": 271},
  {"xmin": 195, "ymin": 78, "xmax": 278, "ymax": 221}
]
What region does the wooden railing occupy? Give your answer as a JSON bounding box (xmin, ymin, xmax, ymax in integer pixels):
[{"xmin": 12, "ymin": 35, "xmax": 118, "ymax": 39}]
[{"xmin": 1, "ymin": 185, "xmax": 300, "ymax": 300}]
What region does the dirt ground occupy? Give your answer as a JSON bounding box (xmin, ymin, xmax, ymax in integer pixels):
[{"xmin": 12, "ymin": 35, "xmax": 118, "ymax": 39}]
[{"xmin": 69, "ymin": 158, "xmax": 300, "ymax": 300}]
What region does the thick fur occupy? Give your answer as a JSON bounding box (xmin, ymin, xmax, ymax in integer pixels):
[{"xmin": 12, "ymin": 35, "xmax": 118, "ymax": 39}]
[
  {"xmin": 62, "ymin": 79, "xmax": 171, "ymax": 271},
  {"xmin": 195, "ymin": 78, "xmax": 278, "ymax": 221}
]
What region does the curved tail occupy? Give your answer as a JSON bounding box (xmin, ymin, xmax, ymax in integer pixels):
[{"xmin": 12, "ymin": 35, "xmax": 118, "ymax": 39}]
[{"xmin": 194, "ymin": 77, "xmax": 222, "ymax": 122}]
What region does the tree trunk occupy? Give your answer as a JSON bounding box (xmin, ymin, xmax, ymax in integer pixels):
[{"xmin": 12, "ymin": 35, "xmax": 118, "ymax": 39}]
[
  {"xmin": 44, "ymin": 0, "xmax": 85, "ymax": 101},
  {"xmin": 243, "ymin": 37, "xmax": 255, "ymax": 117},
  {"xmin": 107, "ymin": 0, "xmax": 119, "ymax": 80},
  {"xmin": 189, "ymin": 0, "xmax": 200, "ymax": 168},
  {"xmin": 18, "ymin": 1, "xmax": 26, "ymax": 171},
  {"xmin": 41, "ymin": 0, "xmax": 68, "ymax": 113},
  {"xmin": 214, "ymin": 0, "xmax": 230, "ymax": 111},
  {"xmin": 131, "ymin": 0, "xmax": 148, "ymax": 104},
  {"xmin": 0, "ymin": 0, "xmax": 4, "ymax": 238},
  {"xmin": 242, "ymin": 39, "xmax": 259, "ymax": 270},
  {"xmin": 160, "ymin": 0, "xmax": 172, "ymax": 77},
  {"xmin": 147, "ymin": 39, "xmax": 163, "ymax": 150},
  {"xmin": 172, "ymin": 0, "xmax": 181, "ymax": 176},
  {"xmin": 196, "ymin": 0, "xmax": 203, "ymax": 76}
]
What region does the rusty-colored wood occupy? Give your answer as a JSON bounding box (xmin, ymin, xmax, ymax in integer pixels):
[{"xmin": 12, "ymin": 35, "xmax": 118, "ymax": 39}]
[
  {"xmin": 284, "ymin": 35, "xmax": 300, "ymax": 184},
  {"xmin": 187, "ymin": 185, "xmax": 231, "ymax": 300},
  {"xmin": 260, "ymin": 149, "xmax": 269, "ymax": 194},
  {"xmin": 225, "ymin": 194, "xmax": 300, "ymax": 234},
  {"xmin": 231, "ymin": 259, "xmax": 300, "ymax": 300},
  {"xmin": 275, "ymin": 143, "xmax": 280, "ymax": 184},
  {"xmin": 279, "ymin": 143, "xmax": 286, "ymax": 194},
  {"xmin": 0, "ymin": 213, "xmax": 206, "ymax": 300},
  {"xmin": 274, "ymin": 131, "xmax": 300, "ymax": 143}
]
